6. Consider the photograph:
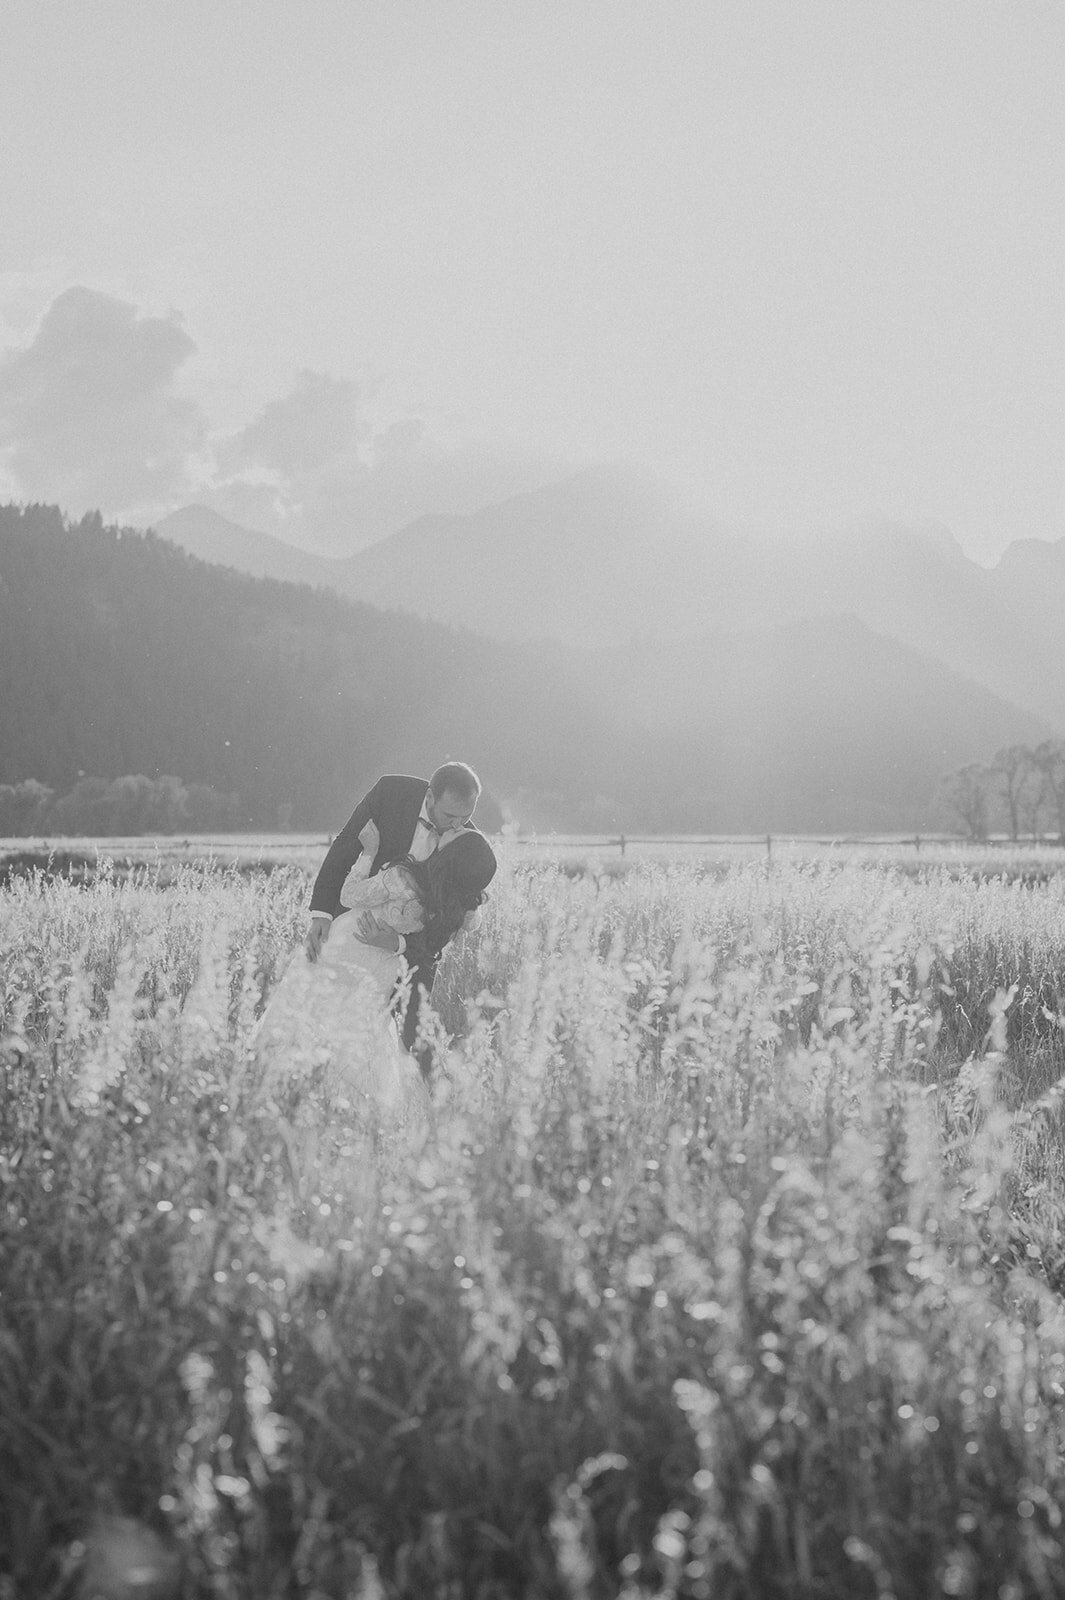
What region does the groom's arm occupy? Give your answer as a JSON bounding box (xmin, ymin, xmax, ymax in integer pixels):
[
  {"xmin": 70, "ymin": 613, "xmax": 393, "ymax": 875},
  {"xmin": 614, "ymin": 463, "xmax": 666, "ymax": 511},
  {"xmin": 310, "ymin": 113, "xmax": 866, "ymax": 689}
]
[{"xmin": 309, "ymin": 780, "xmax": 383, "ymax": 920}]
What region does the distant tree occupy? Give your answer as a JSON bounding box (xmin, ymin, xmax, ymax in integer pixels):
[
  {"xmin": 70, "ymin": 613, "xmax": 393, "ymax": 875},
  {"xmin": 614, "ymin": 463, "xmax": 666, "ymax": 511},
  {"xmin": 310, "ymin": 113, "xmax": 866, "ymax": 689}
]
[
  {"xmin": 48, "ymin": 774, "xmax": 182, "ymax": 835},
  {"xmin": 1019, "ymin": 767, "xmax": 1049, "ymax": 841},
  {"xmin": 187, "ymin": 783, "xmax": 241, "ymax": 831},
  {"xmin": 51, "ymin": 777, "xmax": 113, "ymax": 835},
  {"xmin": 1029, "ymin": 741, "xmax": 1065, "ymax": 844},
  {"xmin": 0, "ymin": 779, "xmax": 55, "ymax": 835},
  {"xmin": 151, "ymin": 775, "xmax": 190, "ymax": 833},
  {"xmin": 7, "ymin": 773, "xmax": 243, "ymax": 838},
  {"xmin": 992, "ymin": 744, "xmax": 1039, "ymax": 842},
  {"xmin": 939, "ymin": 763, "xmax": 993, "ymax": 841},
  {"xmin": 107, "ymin": 774, "xmax": 160, "ymax": 834}
]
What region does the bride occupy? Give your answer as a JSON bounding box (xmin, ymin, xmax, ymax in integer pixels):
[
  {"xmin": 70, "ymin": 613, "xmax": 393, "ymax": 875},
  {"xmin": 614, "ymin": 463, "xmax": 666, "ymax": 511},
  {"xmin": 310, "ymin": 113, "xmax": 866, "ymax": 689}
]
[{"xmin": 252, "ymin": 829, "xmax": 495, "ymax": 1139}]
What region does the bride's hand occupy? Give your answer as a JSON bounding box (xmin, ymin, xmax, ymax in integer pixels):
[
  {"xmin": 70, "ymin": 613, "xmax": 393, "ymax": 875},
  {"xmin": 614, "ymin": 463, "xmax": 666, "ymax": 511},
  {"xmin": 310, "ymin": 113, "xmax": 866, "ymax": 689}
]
[{"xmin": 356, "ymin": 911, "xmax": 400, "ymax": 952}]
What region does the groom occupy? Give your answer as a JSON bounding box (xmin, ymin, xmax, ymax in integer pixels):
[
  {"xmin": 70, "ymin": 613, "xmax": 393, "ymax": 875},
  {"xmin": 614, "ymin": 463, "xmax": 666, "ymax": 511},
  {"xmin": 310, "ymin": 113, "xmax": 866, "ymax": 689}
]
[{"xmin": 306, "ymin": 761, "xmax": 487, "ymax": 1064}]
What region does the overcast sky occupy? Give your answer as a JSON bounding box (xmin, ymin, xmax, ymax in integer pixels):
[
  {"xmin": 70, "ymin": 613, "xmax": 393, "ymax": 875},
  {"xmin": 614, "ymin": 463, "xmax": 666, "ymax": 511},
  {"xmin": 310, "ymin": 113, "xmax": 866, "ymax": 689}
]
[{"xmin": 1, "ymin": 0, "xmax": 1063, "ymax": 561}]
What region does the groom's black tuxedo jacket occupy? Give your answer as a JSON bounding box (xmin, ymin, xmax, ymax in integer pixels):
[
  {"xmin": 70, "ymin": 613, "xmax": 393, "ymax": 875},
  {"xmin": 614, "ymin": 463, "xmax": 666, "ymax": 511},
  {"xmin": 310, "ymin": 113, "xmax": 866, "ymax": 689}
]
[
  {"xmin": 310, "ymin": 774, "xmax": 433, "ymax": 920},
  {"xmin": 311, "ymin": 771, "xmax": 481, "ymax": 961}
]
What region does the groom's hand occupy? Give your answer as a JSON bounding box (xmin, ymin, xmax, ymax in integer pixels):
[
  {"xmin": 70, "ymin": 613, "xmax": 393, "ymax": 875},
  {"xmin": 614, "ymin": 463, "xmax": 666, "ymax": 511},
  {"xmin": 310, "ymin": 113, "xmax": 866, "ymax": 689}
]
[
  {"xmin": 305, "ymin": 917, "xmax": 330, "ymax": 963},
  {"xmin": 356, "ymin": 912, "xmax": 401, "ymax": 952}
]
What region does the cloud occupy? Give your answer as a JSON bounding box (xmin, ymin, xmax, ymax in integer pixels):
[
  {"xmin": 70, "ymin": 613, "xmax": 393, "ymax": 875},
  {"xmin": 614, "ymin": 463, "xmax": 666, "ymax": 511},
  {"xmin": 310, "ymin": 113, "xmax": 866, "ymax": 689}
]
[
  {"xmin": 327, "ymin": 426, "xmax": 568, "ymax": 546},
  {"xmin": 0, "ymin": 287, "xmax": 205, "ymax": 516},
  {"xmin": 210, "ymin": 376, "xmax": 565, "ymax": 552},
  {"xmin": 0, "ymin": 287, "xmax": 568, "ymax": 545},
  {"xmin": 217, "ymin": 369, "xmax": 362, "ymax": 479}
]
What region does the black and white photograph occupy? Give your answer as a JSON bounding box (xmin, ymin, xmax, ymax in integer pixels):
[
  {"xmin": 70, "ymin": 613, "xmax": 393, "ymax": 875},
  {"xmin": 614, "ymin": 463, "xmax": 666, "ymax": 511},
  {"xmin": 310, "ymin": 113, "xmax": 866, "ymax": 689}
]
[{"xmin": 2, "ymin": 3, "xmax": 1065, "ymax": 1595}]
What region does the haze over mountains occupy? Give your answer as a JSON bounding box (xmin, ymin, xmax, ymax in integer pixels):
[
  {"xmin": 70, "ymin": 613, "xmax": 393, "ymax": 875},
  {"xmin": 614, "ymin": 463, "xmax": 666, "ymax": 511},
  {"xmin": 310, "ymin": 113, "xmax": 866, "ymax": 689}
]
[
  {"xmin": 157, "ymin": 470, "xmax": 1065, "ymax": 731},
  {"xmin": 154, "ymin": 476, "xmax": 1065, "ymax": 829},
  {"xmin": 0, "ymin": 481, "xmax": 1055, "ymax": 835}
]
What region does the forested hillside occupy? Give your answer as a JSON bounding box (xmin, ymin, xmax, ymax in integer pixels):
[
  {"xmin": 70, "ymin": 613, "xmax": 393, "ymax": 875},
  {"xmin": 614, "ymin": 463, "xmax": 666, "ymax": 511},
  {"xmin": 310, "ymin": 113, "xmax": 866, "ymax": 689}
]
[
  {"xmin": 0, "ymin": 505, "xmax": 636, "ymax": 830},
  {"xmin": 0, "ymin": 504, "xmax": 1045, "ymax": 833}
]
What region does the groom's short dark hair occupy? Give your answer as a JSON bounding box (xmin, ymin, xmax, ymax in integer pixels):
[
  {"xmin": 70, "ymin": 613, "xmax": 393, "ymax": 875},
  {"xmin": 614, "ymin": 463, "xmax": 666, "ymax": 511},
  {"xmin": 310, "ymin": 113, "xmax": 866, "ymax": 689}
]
[{"xmin": 429, "ymin": 762, "xmax": 481, "ymax": 802}]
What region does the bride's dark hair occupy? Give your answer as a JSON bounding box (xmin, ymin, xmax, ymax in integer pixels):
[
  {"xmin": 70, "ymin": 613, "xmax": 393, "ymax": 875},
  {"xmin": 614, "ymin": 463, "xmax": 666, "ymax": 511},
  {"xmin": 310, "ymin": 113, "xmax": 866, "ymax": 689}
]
[{"xmin": 398, "ymin": 831, "xmax": 496, "ymax": 953}]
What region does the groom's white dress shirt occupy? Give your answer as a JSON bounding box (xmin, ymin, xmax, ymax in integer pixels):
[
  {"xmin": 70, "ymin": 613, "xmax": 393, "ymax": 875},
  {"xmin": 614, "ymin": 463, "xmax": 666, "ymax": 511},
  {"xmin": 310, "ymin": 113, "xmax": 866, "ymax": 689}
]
[{"xmin": 409, "ymin": 799, "xmax": 442, "ymax": 862}]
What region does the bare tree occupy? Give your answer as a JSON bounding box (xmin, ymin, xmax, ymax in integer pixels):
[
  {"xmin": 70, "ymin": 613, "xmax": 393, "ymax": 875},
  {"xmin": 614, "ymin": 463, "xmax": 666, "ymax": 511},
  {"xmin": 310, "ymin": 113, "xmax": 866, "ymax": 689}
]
[
  {"xmin": 1020, "ymin": 767, "xmax": 1049, "ymax": 841},
  {"xmin": 1030, "ymin": 741, "xmax": 1065, "ymax": 844},
  {"xmin": 992, "ymin": 744, "xmax": 1038, "ymax": 842},
  {"xmin": 939, "ymin": 763, "xmax": 993, "ymax": 841}
]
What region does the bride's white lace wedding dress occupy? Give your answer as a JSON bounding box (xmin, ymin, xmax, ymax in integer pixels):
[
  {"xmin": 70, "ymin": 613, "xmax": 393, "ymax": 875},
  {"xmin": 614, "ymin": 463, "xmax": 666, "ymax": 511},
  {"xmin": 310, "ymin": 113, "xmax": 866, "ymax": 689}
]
[{"xmin": 252, "ymin": 864, "xmax": 430, "ymax": 1139}]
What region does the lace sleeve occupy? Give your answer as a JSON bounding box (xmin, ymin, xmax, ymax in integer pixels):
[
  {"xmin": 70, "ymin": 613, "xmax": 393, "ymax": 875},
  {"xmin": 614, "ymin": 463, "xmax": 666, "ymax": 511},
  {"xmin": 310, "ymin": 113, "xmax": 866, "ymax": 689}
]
[
  {"xmin": 378, "ymin": 895, "xmax": 426, "ymax": 934},
  {"xmin": 340, "ymin": 868, "xmax": 392, "ymax": 910},
  {"xmin": 341, "ymin": 866, "xmax": 425, "ymax": 932}
]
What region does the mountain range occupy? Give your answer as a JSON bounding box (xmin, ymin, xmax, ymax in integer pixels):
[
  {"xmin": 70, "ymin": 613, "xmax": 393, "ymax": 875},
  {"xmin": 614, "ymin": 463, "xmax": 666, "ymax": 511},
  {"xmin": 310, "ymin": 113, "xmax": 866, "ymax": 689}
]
[
  {"xmin": 0, "ymin": 487, "xmax": 1055, "ymax": 835},
  {"xmin": 156, "ymin": 471, "xmax": 1065, "ymax": 732}
]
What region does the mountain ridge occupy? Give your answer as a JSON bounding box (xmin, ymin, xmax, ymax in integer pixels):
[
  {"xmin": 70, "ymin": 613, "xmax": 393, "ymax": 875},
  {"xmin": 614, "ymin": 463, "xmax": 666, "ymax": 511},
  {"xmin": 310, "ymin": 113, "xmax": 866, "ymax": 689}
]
[
  {"xmin": 2, "ymin": 501, "xmax": 1050, "ymax": 833},
  {"xmin": 153, "ymin": 477, "xmax": 1065, "ymax": 730}
]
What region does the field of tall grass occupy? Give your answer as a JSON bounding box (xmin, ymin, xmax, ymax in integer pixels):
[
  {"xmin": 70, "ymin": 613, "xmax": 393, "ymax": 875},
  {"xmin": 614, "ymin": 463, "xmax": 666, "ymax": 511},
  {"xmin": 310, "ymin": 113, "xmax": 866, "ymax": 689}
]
[{"xmin": 3, "ymin": 848, "xmax": 1065, "ymax": 1598}]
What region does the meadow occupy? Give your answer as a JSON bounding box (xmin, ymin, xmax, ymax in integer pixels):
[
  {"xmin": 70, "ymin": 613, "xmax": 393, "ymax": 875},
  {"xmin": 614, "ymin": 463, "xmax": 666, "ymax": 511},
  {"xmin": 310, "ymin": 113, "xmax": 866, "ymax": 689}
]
[{"xmin": 3, "ymin": 844, "xmax": 1065, "ymax": 1598}]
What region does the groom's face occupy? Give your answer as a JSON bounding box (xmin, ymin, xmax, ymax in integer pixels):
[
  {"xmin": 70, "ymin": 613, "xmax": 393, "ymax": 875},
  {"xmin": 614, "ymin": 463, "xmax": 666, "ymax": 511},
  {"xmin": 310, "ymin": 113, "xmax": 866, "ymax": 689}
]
[{"xmin": 427, "ymin": 787, "xmax": 476, "ymax": 833}]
